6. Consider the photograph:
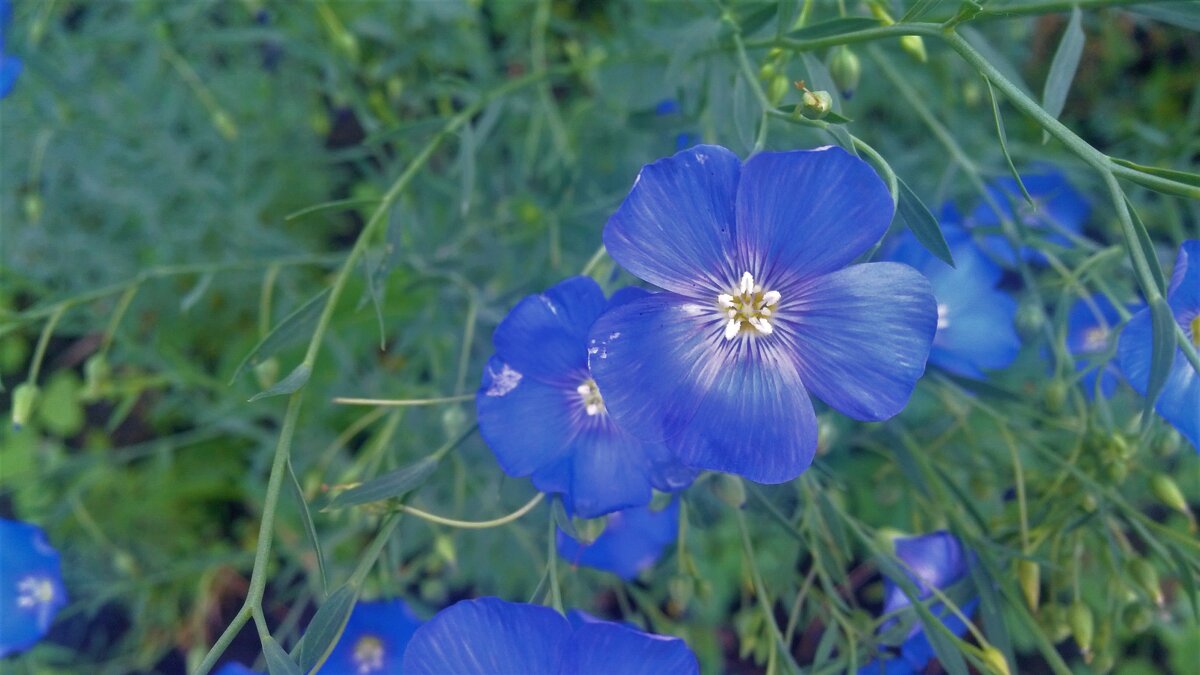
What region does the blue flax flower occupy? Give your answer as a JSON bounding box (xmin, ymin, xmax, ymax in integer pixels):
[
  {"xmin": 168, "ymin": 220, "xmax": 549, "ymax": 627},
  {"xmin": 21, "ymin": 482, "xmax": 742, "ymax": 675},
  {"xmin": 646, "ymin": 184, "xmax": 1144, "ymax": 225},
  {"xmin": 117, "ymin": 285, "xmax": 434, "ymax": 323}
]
[
  {"xmin": 887, "ymin": 209, "xmax": 1020, "ymax": 379},
  {"xmin": 477, "ymin": 277, "xmax": 695, "ymax": 518},
  {"xmin": 0, "ymin": 518, "xmax": 68, "ymax": 657},
  {"xmin": 1118, "ymin": 240, "xmax": 1200, "ymax": 452},
  {"xmin": 322, "ymin": 598, "xmax": 423, "ymax": 675},
  {"xmin": 557, "ymin": 499, "xmax": 678, "ymax": 580},
  {"xmin": 966, "ymin": 169, "xmax": 1089, "ymax": 266},
  {"xmin": 588, "ymin": 145, "xmax": 937, "ymax": 483},
  {"xmin": 402, "ymin": 597, "xmax": 698, "ymax": 674},
  {"xmin": 0, "ymin": 0, "xmax": 21, "ymax": 99},
  {"xmin": 860, "ymin": 532, "xmax": 976, "ymax": 675},
  {"xmin": 214, "ymin": 664, "xmax": 261, "ymax": 675},
  {"xmin": 1066, "ymin": 294, "xmax": 1123, "ymax": 399}
]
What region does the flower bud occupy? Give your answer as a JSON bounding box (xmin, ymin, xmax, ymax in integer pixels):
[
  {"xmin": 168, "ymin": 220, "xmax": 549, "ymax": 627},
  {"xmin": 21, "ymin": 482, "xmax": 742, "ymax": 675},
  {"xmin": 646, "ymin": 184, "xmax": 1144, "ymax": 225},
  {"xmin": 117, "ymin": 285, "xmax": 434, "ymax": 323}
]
[
  {"xmin": 212, "ymin": 110, "xmax": 238, "ymax": 141},
  {"xmin": 434, "ymin": 534, "xmax": 457, "ymax": 566},
  {"xmin": 1043, "ymin": 381, "xmax": 1066, "ymax": 414},
  {"xmin": 1122, "ymin": 602, "xmax": 1153, "ymax": 633},
  {"xmin": 767, "ymin": 74, "xmax": 790, "ymax": 107},
  {"xmin": 1016, "ymin": 559, "xmax": 1040, "ymax": 611},
  {"xmin": 713, "ymin": 474, "xmax": 746, "ymax": 509},
  {"xmin": 1091, "ymin": 651, "xmax": 1114, "ymax": 674},
  {"xmin": 668, "ymin": 574, "xmax": 694, "ymax": 612},
  {"xmin": 1038, "ymin": 604, "xmax": 1071, "ymax": 643},
  {"xmin": 24, "ymin": 194, "xmax": 42, "ymax": 223},
  {"xmin": 571, "ymin": 514, "xmax": 608, "ymax": 545},
  {"xmin": 758, "ymin": 63, "xmax": 776, "ymax": 81},
  {"xmin": 828, "ymin": 47, "xmax": 862, "ymax": 99},
  {"xmin": 1150, "ymin": 473, "xmax": 1191, "ymax": 518},
  {"xmin": 980, "ymin": 646, "xmax": 1010, "ymax": 675},
  {"xmin": 82, "ymin": 353, "xmax": 110, "ymax": 401},
  {"xmin": 1127, "ymin": 558, "xmax": 1163, "ymax": 606},
  {"xmin": 1068, "ymin": 600, "xmax": 1094, "ymax": 661},
  {"xmin": 800, "ymin": 89, "xmax": 833, "ymax": 119},
  {"xmin": 11, "ymin": 383, "xmax": 38, "ymax": 429},
  {"xmin": 900, "ymin": 35, "xmax": 928, "ymax": 63},
  {"xmin": 253, "ymin": 357, "xmax": 279, "ymax": 391}
]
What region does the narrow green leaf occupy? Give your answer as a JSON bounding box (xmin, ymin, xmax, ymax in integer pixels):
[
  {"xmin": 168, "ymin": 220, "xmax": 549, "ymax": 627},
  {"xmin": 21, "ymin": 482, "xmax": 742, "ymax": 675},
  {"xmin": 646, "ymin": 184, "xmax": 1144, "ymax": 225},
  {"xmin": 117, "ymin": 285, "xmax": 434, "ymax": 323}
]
[
  {"xmin": 897, "ymin": 178, "xmax": 955, "ymax": 267},
  {"xmin": 286, "ymin": 458, "xmax": 327, "ymax": 593},
  {"xmin": 297, "ymin": 584, "xmax": 359, "ymax": 672},
  {"xmin": 1124, "ymin": 197, "xmax": 1168, "ymax": 295},
  {"xmin": 812, "ymin": 621, "xmax": 840, "ymax": 665},
  {"xmin": 284, "ymin": 198, "xmax": 380, "ymax": 222},
  {"xmin": 262, "ymin": 635, "xmax": 304, "ymax": 675},
  {"xmin": 1168, "ymin": 547, "xmax": 1200, "ymax": 623},
  {"xmin": 787, "ymin": 17, "xmax": 879, "ymax": 41},
  {"xmin": 961, "ymin": 26, "xmax": 1033, "ymax": 98},
  {"xmin": 324, "ymin": 456, "xmax": 439, "ymax": 510},
  {"xmin": 967, "ymin": 552, "xmax": 1016, "ymax": 669},
  {"xmin": 1113, "ymin": 157, "xmax": 1200, "ymax": 188},
  {"xmin": 901, "ymin": 0, "xmax": 946, "ymax": 22},
  {"xmin": 1144, "ymin": 297, "xmax": 1178, "ymax": 418},
  {"xmin": 1041, "ymin": 8, "xmax": 1084, "ymax": 128},
  {"xmin": 985, "ymin": 78, "xmax": 1033, "ymax": 205},
  {"xmin": 248, "ymin": 363, "xmax": 311, "ymax": 402},
  {"xmin": 231, "ymin": 289, "xmax": 330, "ymax": 383},
  {"xmin": 180, "ymin": 273, "xmax": 213, "ymax": 314},
  {"xmin": 735, "ymin": 2, "xmax": 779, "ymax": 37},
  {"xmin": 1130, "ymin": 2, "xmax": 1200, "ymax": 31},
  {"xmin": 912, "ymin": 602, "xmax": 970, "ymax": 675},
  {"xmin": 551, "ymin": 496, "xmax": 578, "ymax": 541}
]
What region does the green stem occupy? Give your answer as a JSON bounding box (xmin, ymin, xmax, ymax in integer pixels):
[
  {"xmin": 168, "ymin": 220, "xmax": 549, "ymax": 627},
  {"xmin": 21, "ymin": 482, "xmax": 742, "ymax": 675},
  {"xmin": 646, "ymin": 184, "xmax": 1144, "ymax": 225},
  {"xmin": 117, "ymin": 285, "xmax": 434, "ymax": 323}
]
[
  {"xmin": 26, "ymin": 306, "xmax": 65, "ymax": 385},
  {"xmin": 401, "ymin": 493, "xmax": 544, "ymax": 530},
  {"xmin": 547, "ymin": 510, "xmax": 564, "ymax": 613}
]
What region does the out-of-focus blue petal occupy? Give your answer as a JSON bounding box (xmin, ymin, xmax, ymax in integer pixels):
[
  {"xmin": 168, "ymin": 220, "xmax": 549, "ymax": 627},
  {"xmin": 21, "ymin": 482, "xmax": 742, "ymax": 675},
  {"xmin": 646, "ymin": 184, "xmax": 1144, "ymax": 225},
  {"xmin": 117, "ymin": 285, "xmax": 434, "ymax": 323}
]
[
  {"xmin": 897, "ymin": 599, "xmax": 978, "ymax": 668},
  {"xmin": 1066, "ymin": 295, "xmax": 1123, "ymax": 399},
  {"xmin": 654, "ymin": 99, "xmax": 680, "ymax": 116},
  {"xmin": 323, "ymin": 599, "xmax": 423, "ymax": 675},
  {"xmin": 402, "ymin": 598, "xmax": 570, "ymax": 674},
  {"xmin": 559, "ymin": 422, "xmax": 652, "ymax": 518},
  {"xmin": 0, "ymin": 519, "xmax": 68, "ymax": 657},
  {"xmin": 858, "ymin": 654, "xmax": 919, "ymax": 675},
  {"xmin": 923, "ymin": 246, "xmax": 1020, "ymax": 379},
  {"xmin": 214, "ymin": 664, "xmax": 261, "ymax": 675},
  {"xmin": 882, "ymin": 532, "xmax": 969, "ymax": 617},
  {"xmin": 782, "ymin": 262, "xmax": 936, "ymax": 421},
  {"xmin": 968, "ymin": 170, "xmax": 1089, "ymax": 266},
  {"xmin": 562, "ymin": 619, "xmax": 699, "ymax": 675},
  {"xmin": 557, "ymin": 500, "xmax": 679, "ymax": 579},
  {"xmin": 1167, "ymin": 241, "xmax": 1200, "ymax": 308},
  {"xmin": 735, "ymin": 146, "xmax": 893, "ymax": 288},
  {"xmin": 492, "ymin": 276, "xmax": 607, "ymax": 385},
  {"xmin": 603, "ymin": 145, "xmax": 740, "ymax": 297},
  {"xmin": 1118, "ymin": 305, "xmax": 1154, "ymax": 394},
  {"xmin": 0, "ymin": 55, "xmax": 20, "ymax": 99},
  {"xmin": 477, "ymin": 355, "xmax": 577, "ymax": 477}
]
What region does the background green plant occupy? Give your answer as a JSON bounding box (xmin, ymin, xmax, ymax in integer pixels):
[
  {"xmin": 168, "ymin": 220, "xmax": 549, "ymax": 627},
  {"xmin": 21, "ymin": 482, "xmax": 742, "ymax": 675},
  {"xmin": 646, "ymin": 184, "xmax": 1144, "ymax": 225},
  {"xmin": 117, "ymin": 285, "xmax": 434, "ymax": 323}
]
[{"xmin": 1, "ymin": 0, "xmax": 1198, "ymax": 673}]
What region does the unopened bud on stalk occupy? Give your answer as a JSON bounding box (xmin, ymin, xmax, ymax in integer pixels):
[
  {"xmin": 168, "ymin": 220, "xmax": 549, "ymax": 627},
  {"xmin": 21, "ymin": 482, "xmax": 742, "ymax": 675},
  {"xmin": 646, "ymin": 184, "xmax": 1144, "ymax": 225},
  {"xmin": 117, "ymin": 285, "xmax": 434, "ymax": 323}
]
[
  {"xmin": 1016, "ymin": 559, "xmax": 1040, "ymax": 611},
  {"xmin": 1068, "ymin": 600, "xmax": 1094, "ymax": 662},
  {"xmin": 212, "ymin": 110, "xmax": 238, "ymax": 141},
  {"xmin": 1122, "ymin": 602, "xmax": 1153, "ymax": 633},
  {"xmin": 82, "ymin": 354, "xmax": 110, "ymax": 401},
  {"xmin": 1150, "ymin": 473, "xmax": 1191, "ymax": 518},
  {"xmin": 767, "ymin": 74, "xmax": 790, "ymax": 106},
  {"xmin": 713, "ymin": 474, "xmax": 746, "ymax": 508},
  {"xmin": 1127, "ymin": 558, "xmax": 1164, "ymax": 606},
  {"xmin": 668, "ymin": 574, "xmax": 694, "ymax": 612},
  {"xmin": 829, "ymin": 47, "xmax": 861, "ymax": 98},
  {"xmin": 900, "ymin": 35, "xmax": 928, "ymax": 63},
  {"xmin": 11, "ymin": 383, "xmax": 38, "ymax": 429},
  {"xmin": 979, "ymin": 646, "xmax": 1011, "ymax": 675},
  {"xmin": 572, "ymin": 515, "xmax": 608, "ymax": 545}
]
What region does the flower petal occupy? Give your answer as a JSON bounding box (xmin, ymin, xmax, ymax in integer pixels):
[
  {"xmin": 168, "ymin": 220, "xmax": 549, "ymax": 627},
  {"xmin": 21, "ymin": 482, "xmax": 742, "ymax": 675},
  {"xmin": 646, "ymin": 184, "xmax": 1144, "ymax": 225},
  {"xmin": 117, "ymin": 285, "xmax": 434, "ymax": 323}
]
[
  {"xmin": 492, "ymin": 276, "xmax": 608, "ymax": 385},
  {"xmin": 557, "ymin": 500, "xmax": 679, "ymax": 580},
  {"xmin": 0, "ymin": 519, "xmax": 68, "ymax": 658},
  {"xmin": 402, "ymin": 598, "xmax": 570, "ymax": 675},
  {"xmin": 477, "ymin": 356, "xmax": 577, "ymax": 477},
  {"xmin": 561, "ymin": 620, "xmax": 699, "ymax": 675},
  {"xmin": 735, "ymin": 146, "xmax": 893, "ymax": 287},
  {"xmin": 1118, "ymin": 309, "xmax": 1200, "ymax": 451},
  {"xmin": 603, "ymin": 145, "xmax": 740, "ymax": 296},
  {"xmin": 782, "ymin": 263, "xmax": 936, "ymax": 421},
  {"xmin": 326, "ymin": 599, "xmax": 423, "ymax": 675},
  {"xmin": 561, "ymin": 423, "xmax": 654, "ymax": 518}
]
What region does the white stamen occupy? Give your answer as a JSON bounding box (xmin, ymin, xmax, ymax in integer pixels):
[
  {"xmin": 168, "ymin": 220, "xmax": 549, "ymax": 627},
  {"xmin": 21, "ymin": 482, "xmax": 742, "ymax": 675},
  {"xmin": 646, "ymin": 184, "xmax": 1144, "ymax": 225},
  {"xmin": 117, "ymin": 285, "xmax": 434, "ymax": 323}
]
[
  {"xmin": 719, "ymin": 271, "xmax": 781, "ymax": 340},
  {"xmin": 718, "ymin": 293, "xmax": 734, "ymax": 308},
  {"xmin": 936, "ymin": 303, "xmax": 950, "ymax": 331},
  {"xmin": 16, "ymin": 576, "xmax": 55, "ymax": 609},
  {"xmin": 762, "ymin": 290, "xmax": 781, "ymax": 305},
  {"xmin": 740, "ymin": 271, "xmax": 754, "ymax": 295},
  {"xmin": 724, "ymin": 319, "xmax": 742, "ymax": 340},
  {"xmin": 1081, "ymin": 326, "xmax": 1108, "ymax": 353},
  {"xmin": 353, "ymin": 635, "xmax": 385, "ymax": 674},
  {"xmin": 577, "ymin": 378, "xmax": 606, "ymax": 416}
]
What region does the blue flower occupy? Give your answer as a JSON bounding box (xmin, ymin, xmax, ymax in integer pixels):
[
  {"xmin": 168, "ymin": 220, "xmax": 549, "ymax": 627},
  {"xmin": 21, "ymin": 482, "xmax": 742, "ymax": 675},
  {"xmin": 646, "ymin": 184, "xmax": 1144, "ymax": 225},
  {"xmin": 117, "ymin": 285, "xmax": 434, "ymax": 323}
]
[
  {"xmin": 214, "ymin": 664, "xmax": 261, "ymax": 675},
  {"xmin": 588, "ymin": 145, "xmax": 937, "ymax": 483},
  {"xmin": 557, "ymin": 499, "xmax": 678, "ymax": 580},
  {"xmin": 887, "ymin": 209, "xmax": 1020, "ymax": 379},
  {"xmin": 0, "ymin": 518, "xmax": 68, "ymax": 657},
  {"xmin": 478, "ymin": 277, "xmax": 695, "ymax": 518},
  {"xmin": 860, "ymin": 532, "xmax": 976, "ymax": 675},
  {"xmin": 402, "ymin": 597, "xmax": 698, "ymax": 674},
  {"xmin": 1066, "ymin": 294, "xmax": 1123, "ymax": 399},
  {"xmin": 0, "ymin": 0, "xmax": 22, "ymax": 99},
  {"xmin": 1118, "ymin": 240, "xmax": 1200, "ymax": 452},
  {"xmin": 322, "ymin": 598, "xmax": 423, "ymax": 675},
  {"xmin": 966, "ymin": 169, "xmax": 1089, "ymax": 266}
]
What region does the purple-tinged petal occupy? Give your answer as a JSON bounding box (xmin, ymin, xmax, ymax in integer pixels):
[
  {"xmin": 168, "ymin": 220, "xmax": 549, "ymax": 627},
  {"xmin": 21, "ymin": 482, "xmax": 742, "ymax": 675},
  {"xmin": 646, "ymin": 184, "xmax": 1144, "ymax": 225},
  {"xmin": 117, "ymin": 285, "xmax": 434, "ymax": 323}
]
[
  {"xmin": 603, "ymin": 145, "xmax": 740, "ymax": 297},
  {"xmin": 324, "ymin": 599, "xmax": 422, "ymax": 675},
  {"xmin": 477, "ymin": 356, "xmax": 576, "ymax": 477},
  {"xmin": 888, "ymin": 532, "xmax": 970, "ymax": 607},
  {"xmin": 402, "ymin": 598, "xmax": 570, "ymax": 675},
  {"xmin": 924, "ymin": 247, "xmax": 1020, "ymax": 379},
  {"xmin": 968, "ymin": 170, "xmax": 1089, "ymax": 266},
  {"xmin": 858, "ymin": 654, "xmax": 919, "ymax": 675},
  {"xmin": 781, "ymin": 262, "xmax": 936, "ymax": 421},
  {"xmin": 562, "ymin": 620, "xmax": 699, "ymax": 675},
  {"xmin": 1066, "ymin": 295, "xmax": 1123, "ymax": 399},
  {"xmin": 0, "ymin": 519, "xmax": 68, "ymax": 658},
  {"xmin": 557, "ymin": 500, "xmax": 679, "ymax": 580},
  {"xmin": 560, "ymin": 422, "xmax": 653, "ymax": 518},
  {"xmin": 492, "ymin": 276, "xmax": 607, "ymax": 385},
  {"xmin": 735, "ymin": 146, "xmax": 893, "ymax": 288},
  {"xmin": 0, "ymin": 55, "xmax": 20, "ymax": 99},
  {"xmin": 1120, "ymin": 309, "xmax": 1200, "ymax": 451},
  {"xmin": 897, "ymin": 598, "xmax": 979, "ymax": 669},
  {"xmin": 1167, "ymin": 241, "xmax": 1200, "ymax": 308}
]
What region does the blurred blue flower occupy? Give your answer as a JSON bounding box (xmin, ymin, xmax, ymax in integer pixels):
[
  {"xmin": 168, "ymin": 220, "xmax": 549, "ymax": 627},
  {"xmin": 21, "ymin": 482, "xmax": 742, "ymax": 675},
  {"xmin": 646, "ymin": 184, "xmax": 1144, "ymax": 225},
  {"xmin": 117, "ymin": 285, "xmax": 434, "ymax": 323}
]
[
  {"xmin": 557, "ymin": 499, "xmax": 678, "ymax": 580},
  {"xmin": 860, "ymin": 531, "xmax": 976, "ymax": 675},
  {"xmin": 0, "ymin": 518, "xmax": 68, "ymax": 657},
  {"xmin": 1118, "ymin": 240, "xmax": 1200, "ymax": 452},
  {"xmin": 887, "ymin": 209, "xmax": 1020, "ymax": 379},
  {"xmin": 214, "ymin": 663, "xmax": 261, "ymax": 675},
  {"xmin": 402, "ymin": 597, "xmax": 698, "ymax": 674},
  {"xmin": 589, "ymin": 145, "xmax": 936, "ymax": 483},
  {"xmin": 0, "ymin": 0, "xmax": 22, "ymax": 99},
  {"xmin": 653, "ymin": 98, "xmax": 700, "ymax": 151},
  {"xmin": 966, "ymin": 170, "xmax": 1089, "ymax": 266},
  {"xmin": 1066, "ymin": 294, "xmax": 1123, "ymax": 399},
  {"xmin": 477, "ymin": 277, "xmax": 695, "ymax": 518},
  {"xmin": 321, "ymin": 598, "xmax": 423, "ymax": 675}
]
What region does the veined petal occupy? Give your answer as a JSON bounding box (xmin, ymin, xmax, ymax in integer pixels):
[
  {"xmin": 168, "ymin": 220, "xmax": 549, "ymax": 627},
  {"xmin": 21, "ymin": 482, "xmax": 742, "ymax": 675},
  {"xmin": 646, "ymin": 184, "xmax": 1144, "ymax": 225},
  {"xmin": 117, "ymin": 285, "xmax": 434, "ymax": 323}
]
[
  {"xmin": 557, "ymin": 500, "xmax": 679, "ymax": 580},
  {"xmin": 603, "ymin": 145, "xmax": 740, "ymax": 296},
  {"xmin": 1167, "ymin": 240, "xmax": 1200, "ymax": 309},
  {"xmin": 402, "ymin": 598, "xmax": 570, "ymax": 675},
  {"xmin": 477, "ymin": 356, "xmax": 577, "ymax": 477},
  {"xmin": 782, "ymin": 263, "xmax": 936, "ymax": 421},
  {"xmin": 325, "ymin": 599, "xmax": 422, "ymax": 675},
  {"xmin": 493, "ymin": 276, "xmax": 608, "ymax": 385},
  {"xmin": 735, "ymin": 146, "xmax": 893, "ymax": 287},
  {"xmin": 561, "ymin": 423, "xmax": 654, "ymax": 518},
  {"xmin": 1118, "ymin": 308, "xmax": 1200, "ymax": 451},
  {"xmin": 562, "ymin": 620, "xmax": 699, "ymax": 675}
]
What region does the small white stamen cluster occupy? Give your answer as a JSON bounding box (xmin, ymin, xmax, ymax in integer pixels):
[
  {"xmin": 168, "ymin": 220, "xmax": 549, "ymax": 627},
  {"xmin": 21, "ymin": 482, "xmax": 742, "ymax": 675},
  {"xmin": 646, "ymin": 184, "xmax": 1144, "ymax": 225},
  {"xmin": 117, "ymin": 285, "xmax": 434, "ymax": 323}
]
[
  {"xmin": 576, "ymin": 379, "xmax": 606, "ymax": 416},
  {"xmin": 718, "ymin": 272, "xmax": 781, "ymax": 340},
  {"xmin": 16, "ymin": 576, "xmax": 55, "ymax": 609},
  {"xmin": 936, "ymin": 303, "xmax": 950, "ymax": 331},
  {"xmin": 1081, "ymin": 326, "xmax": 1109, "ymax": 353},
  {"xmin": 353, "ymin": 635, "xmax": 385, "ymax": 674}
]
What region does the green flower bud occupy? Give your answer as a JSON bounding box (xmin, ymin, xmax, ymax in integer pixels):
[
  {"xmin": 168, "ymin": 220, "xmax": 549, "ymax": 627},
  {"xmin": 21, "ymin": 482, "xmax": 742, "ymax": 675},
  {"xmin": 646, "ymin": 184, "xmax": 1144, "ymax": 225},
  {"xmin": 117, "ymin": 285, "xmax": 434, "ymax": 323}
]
[
  {"xmin": 1127, "ymin": 558, "xmax": 1163, "ymax": 606},
  {"xmin": 1039, "ymin": 604, "xmax": 1072, "ymax": 643},
  {"xmin": 1068, "ymin": 600, "xmax": 1094, "ymax": 661},
  {"xmin": 82, "ymin": 353, "xmax": 110, "ymax": 401},
  {"xmin": 900, "ymin": 35, "xmax": 928, "ymax": 63},
  {"xmin": 828, "ymin": 47, "xmax": 862, "ymax": 99},
  {"xmin": 713, "ymin": 474, "xmax": 746, "ymax": 509},
  {"xmin": 1150, "ymin": 473, "xmax": 1191, "ymax": 518},
  {"xmin": 572, "ymin": 514, "xmax": 608, "ymax": 545},
  {"xmin": 800, "ymin": 89, "xmax": 833, "ymax": 119},
  {"xmin": 253, "ymin": 357, "xmax": 279, "ymax": 391},
  {"xmin": 980, "ymin": 646, "xmax": 1011, "ymax": 675},
  {"xmin": 1121, "ymin": 602, "xmax": 1153, "ymax": 633},
  {"xmin": 1016, "ymin": 559, "xmax": 1040, "ymax": 611},
  {"xmin": 212, "ymin": 110, "xmax": 238, "ymax": 141},
  {"xmin": 758, "ymin": 63, "xmax": 776, "ymax": 81},
  {"xmin": 12, "ymin": 383, "xmax": 38, "ymax": 429},
  {"xmin": 767, "ymin": 74, "xmax": 790, "ymax": 106},
  {"xmin": 1043, "ymin": 381, "xmax": 1067, "ymax": 414},
  {"xmin": 1091, "ymin": 651, "xmax": 1114, "ymax": 674},
  {"xmin": 1015, "ymin": 298, "xmax": 1046, "ymax": 341},
  {"xmin": 668, "ymin": 574, "xmax": 694, "ymax": 612},
  {"xmin": 23, "ymin": 194, "xmax": 42, "ymax": 223},
  {"xmin": 434, "ymin": 534, "xmax": 457, "ymax": 566}
]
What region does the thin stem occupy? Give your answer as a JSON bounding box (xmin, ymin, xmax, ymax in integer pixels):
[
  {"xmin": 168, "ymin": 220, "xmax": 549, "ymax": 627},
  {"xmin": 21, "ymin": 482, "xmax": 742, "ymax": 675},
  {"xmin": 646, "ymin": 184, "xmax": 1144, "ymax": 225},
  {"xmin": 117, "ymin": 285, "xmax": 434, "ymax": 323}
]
[
  {"xmin": 331, "ymin": 394, "xmax": 475, "ymax": 407},
  {"xmin": 26, "ymin": 306, "xmax": 66, "ymax": 386},
  {"xmin": 547, "ymin": 508, "xmax": 564, "ymax": 613},
  {"xmin": 401, "ymin": 492, "xmax": 545, "ymax": 530}
]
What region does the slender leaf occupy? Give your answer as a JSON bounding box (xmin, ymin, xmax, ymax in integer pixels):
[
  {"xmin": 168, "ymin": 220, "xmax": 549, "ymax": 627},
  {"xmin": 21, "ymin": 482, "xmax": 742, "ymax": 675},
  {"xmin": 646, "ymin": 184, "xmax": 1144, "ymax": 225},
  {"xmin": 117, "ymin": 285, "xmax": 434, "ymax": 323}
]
[
  {"xmin": 263, "ymin": 635, "xmax": 304, "ymax": 675},
  {"xmin": 961, "ymin": 26, "xmax": 1033, "ymax": 98},
  {"xmin": 1129, "ymin": 2, "xmax": 1200, "ymax": 30},
  {"xmin": 901, "ymin": 0, "xmax": 946, "ymax": 22},
  {"xmin": 284, "ymin": 197, "xmax": 380, "ymax": 222},
  {"xmin": 731, "ymin": 71, "xmax": 756, "ymax": 153},
  {"xmin": 787, "ymin": 17, "xmax": 879, "ymax": 41},
  {"xmin": 286, "ymin": 457, "xmax": 327, "ymax": 593},
  {"xmin": 296, "ymin": 584, "xmax": 359, "ymax": 672},
  {"xmin": 967, "ymin": 554, "xmax": 1016, "ymax": 670},
  {"xmin": 1113, "ymin": 157, "xmax": 1200, "ymax": 188},
  {"xmin": 180, "ymin": 273, "xmax": 213, "ymax": 314},
  {"xmin": 1144, "ymin": 297, "xmax": 1178, "ymax": 418},
  {"xmin": 1168, "ymin": 547, "xmax": 1200, "ymax": 624},
  {"xmin": 1041, "ymin": 8, "xmax": 1084, "ymax": 130},
  {"xmin": 1124, "ymin": 197, "xmax": 1168, "ymax": 295},
  {"xmin": 324, "ymin": 456, "xmax": 439, "ymax": 510},
  {"xmin": 230, "ymin": 289, "xmax": 330, "ymax": 383},
  {"xmin": 985, "ymin": 78, "xmax": 1033, "ymax": 205},
  {"xmin": 551, "ymin": 496, "xmax": 578, "ymax": 541},
  {"xmin": 248, "ymin": 363, "xmax": 311, "ymax": 402},
  {"xmin": 897, "ymin": 178, "xmax": 955, "ymax": 267}
]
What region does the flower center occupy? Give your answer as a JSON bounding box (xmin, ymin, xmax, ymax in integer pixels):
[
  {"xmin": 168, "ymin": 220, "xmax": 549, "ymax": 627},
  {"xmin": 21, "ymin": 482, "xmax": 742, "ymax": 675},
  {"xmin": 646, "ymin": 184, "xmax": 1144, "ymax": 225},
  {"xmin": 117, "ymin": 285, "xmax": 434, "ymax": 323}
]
[
  {"xmin": 1081, "ymin": 325, "xmax": 1109, "ymax": 353},
  {"xmin": 718, "ymin": 272, "xmax": 781, "ymax": 340},
  {"xmin": 576, "ymin": 378, "xmax": 606, "ymax": 416},
  {"xmin": 353, "ymin": 635, "xmax": 385, "ymax": 674},
  {"xmin": 936, "ymin": 303, "xmax": 950, "ymax": 331},
  {"xmin": 16, "ymin": 576, "xmax": 56, "ymax": 609}
]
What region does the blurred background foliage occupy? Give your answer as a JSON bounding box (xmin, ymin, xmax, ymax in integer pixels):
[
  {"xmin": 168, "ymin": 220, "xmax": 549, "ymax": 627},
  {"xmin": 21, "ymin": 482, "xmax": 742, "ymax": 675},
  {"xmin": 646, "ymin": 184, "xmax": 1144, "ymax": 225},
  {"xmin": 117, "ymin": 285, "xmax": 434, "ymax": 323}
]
[{"xmin": 1, "ymin": 0, "xmax": 1198, "ymax": 673}]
